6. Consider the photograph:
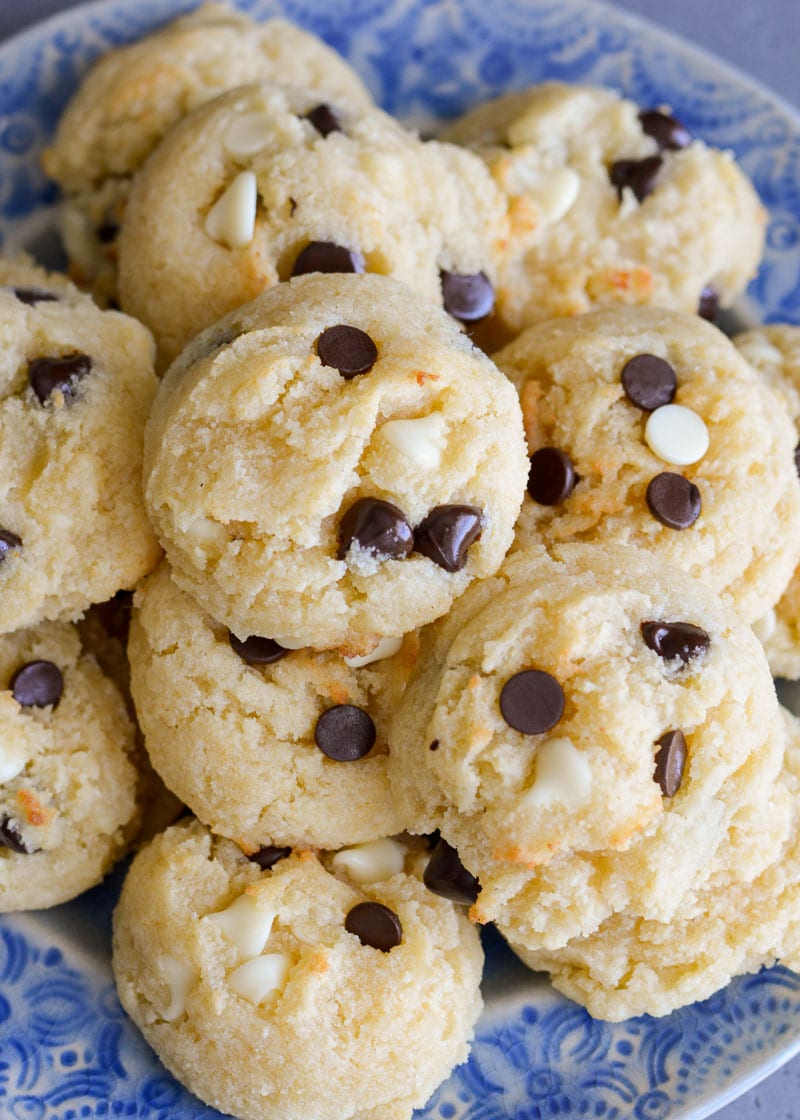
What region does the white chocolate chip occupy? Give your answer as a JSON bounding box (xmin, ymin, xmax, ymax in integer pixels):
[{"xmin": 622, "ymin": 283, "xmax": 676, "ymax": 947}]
[
  {"xmin": 524, "ymin": 737, "xmax": 592, "ymax": 808},
  {"xmin": 378, "ymin": 414, "xmax": 446, "ymax": 470},
  {"xmin": 228, "ymin": 953, "xmax": 291, "ymax": 1006},
  {"xmin": 343, "ymin": 636, "xmax": 404, "ymax": 668},
  {"xmin": 752, "ymin": 607, "xmax": 777, "ymax": 642},
  {"xmin": 331, "ymin": 838, "xmax": 406, "ymax": 883},
  {"xmin": 185, "ymin": 517, "xmax": 227, "ymax": 548},
  {"xmin": 223, "ymin": 112, "xmax": 273, "ymax": 159},
  {"xmin": 0, "ymin": 734, "xmax": 28, "ymax": 782},
  {"xmin": 206, "ymin": 893, "xmax": 276, "ymax": 961},
  {"xmin": 644, "ymin": 404, "xmax": 709, "ymax": 466},
  {"xmin": 204, "ymin": 170, "xmax": 258, "ymax": 249},
  {"xmin": 270, "ymin": 635, "xmax": 307, "ymax": 651},
  {"xmin": 529, "ymin": 167, "xmax": 580, "ymax": 222},
  {"xmin": 159, "ymin": 956, "xmax": 195, "ymax": 1021}
]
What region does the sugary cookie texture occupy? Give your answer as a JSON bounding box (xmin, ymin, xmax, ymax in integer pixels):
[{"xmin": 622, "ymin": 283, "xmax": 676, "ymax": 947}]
[
  {"xmin": 0, "ymin": 256, "xmax": 160, "ymax": 634},
  {"xmin": 509, "ymin": 706, "xmax": 800, "ymax": 1020},
  {"xmin": 734, "ymin": 324, "xmax": 800, "ymax": 676},
  {"xmin": 112, "ymin": 817, "xmax": 483, "ymax": 1120},
  {"xmin": 129, "ymin": 561, "xmax": 415, "ymax": 850},
  {"xmin": 0, "ymin": 619, "xmax": 141, "ymax": 911},
  {"xmin": 499, "ymin": 306, "xmax": 800, "ymax": 623},
  {"xmin": 143, "ymin": 273, "xmax": 528, "ymax": 653},
  {"xmin": 42, "ymin": 2, "xmax": 373, "ymax": 304},
  {"xmin": 442, "ymin": 82, "xmax": 765, "ymax": 345},
  {"xmin": 388, "ymin": 543, "xmax": 786, "ymax": 949},
  {"xmin": 117, "ymin": 81, "xmax": 507, "ymax": 365}
]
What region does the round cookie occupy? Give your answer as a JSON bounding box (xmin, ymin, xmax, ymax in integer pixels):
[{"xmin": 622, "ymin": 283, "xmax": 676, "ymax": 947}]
[
  {"xmin": 0, "ymin": 256, "xmax": 160, "ymax": 634},
  {"xmin": 388, "ymin": 542, "xmax": 787, "ymax": 946},
  {"xmin": 508, "ymin": 706, "xmax": 800, "ymax": 1021},
  {"xmin": 112, "ymin": 817, "xmax": 483, "ymax": 1120},
  {"xmin": 442, "ymin": 81, "xmax": 765, "ymax": 345},
  {"xmin": 128, "ymin": 561, "xmax": 416, "ymax": 850},
  {"xmin": 143, "ymin": 272, "xmax": 528, "ymax": 653},
  {"xmin": 117, "ymin": 81, "xmax": 508, "ymax": 366},
  {"xmin": 498, "ymin": 306, "xmax": 800, "ymax": 623},
  {"xmin": 42, "ymin": 2, "xmax": 373, "ymax": 305},
  {"xmin": 0, "ymin": 619, "xmax": 141, "ymax": 911},
  {"xmin": 734, "ymin": 324, "xmax": 800, "ymax": 676}
]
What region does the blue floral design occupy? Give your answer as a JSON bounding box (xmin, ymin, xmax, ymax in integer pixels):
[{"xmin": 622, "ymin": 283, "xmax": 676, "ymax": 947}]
[{"xmin": 2, "ymin": 0, "xmax": 800, "ymax": 1117}]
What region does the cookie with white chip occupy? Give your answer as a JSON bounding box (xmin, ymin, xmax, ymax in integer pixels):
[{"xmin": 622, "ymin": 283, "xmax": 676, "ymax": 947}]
[
  {"xmin": 0, "ymin": 256, "xmax": 160, "ymax": 634},
  {"xmin": 143, "ymin": 273, "xmax": 528, "ymax": 653},
  {"xmin": 128, "ymin": 561, "xmax": 415, "ymax": 850},
  {"xmin": 42, "ymin": 2, "xmax": 373, "ymax": 305},
  {"xmin": 389, "ymin": 543, "xmax": 787, "ymax": 948},
  {"xmin": 0, "ymin": 619, "xmax": 141, "ymax": 911},
  {"xmin": 499, "ymin": 306, "xmax": 800, "ymax": 623},
  {"xmin": 117, "ymin": 81, "xmax": 507, "ymax": 365},
  {"xmin": 112, "ymin": 817, "xmax": 483, "ymax": 1120},
  {"xmin": 442, "ymin": 81, "xmax": 765, "ymax": 344},
  {"xmin": 508, "ymin": 706, "xmax": 800, "ymax": 1020},
  {"xmin": 734, "ymin": 324, "xmax": 800, "ymax": 675}
]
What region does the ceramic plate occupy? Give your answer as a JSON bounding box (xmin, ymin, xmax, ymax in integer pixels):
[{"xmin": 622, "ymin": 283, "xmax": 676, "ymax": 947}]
[{"xmin": 2, "ymin": 1, "xmax": 800, "ymax": 1118}]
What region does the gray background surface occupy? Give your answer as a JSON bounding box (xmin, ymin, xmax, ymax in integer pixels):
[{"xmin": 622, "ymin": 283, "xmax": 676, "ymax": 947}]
[{"xmin": 0, "ymin": 1, "xmax": 797, "ymax": 1118}]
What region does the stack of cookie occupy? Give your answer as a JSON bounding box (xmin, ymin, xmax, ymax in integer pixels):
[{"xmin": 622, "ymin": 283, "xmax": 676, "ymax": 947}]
[{"xmin": 4, "ymin": 0, "xmax": 799, "ymax": 1116}]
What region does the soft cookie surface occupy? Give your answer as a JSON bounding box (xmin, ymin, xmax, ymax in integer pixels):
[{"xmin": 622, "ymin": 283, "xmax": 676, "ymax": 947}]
[
  {"xmin": 118, "ymin": 81, "xmax": 507, "ymax": 365},
  {"xmin": 112, "ymin": 818, "xmax": 483, "ymax": 1120},
  {"xmin": 499, "ymin": 306, "xmax": 800, "ymax": 622},
  {"xmin": 143, "ymin": 273, "xmax": 528, "ymax": 652}
]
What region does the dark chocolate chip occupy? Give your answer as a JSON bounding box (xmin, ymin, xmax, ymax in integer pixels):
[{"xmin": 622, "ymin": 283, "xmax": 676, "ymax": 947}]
[
  {"xmin": 621, "ymin": 353, "xmax": 677, "ymax": 410},
  {"xmin": 0, "ymin": 529, "xmax": 22, "ymax": 561},
  {"xmin": 229, "ymin": 633, "xmax": 289, "ymax": 665},
  {"xmin": 646, "ymin": 472, "xmax": 701, "ymax": 529},
  {"xmin": 291, "ymin": 241, "xmax": 365, "ymax": 277},
  {"xmin": 96, "ymin": 221, "xmax": 119, "ymax": 243},
  {"xmin": 654, "ymin": 729, "xmax": 687, "ymax": 797},
  {"xmin": 638, "ymin": 109, "xmax": 692, "ymax": 150},
  {"xmin": 499, "ymin": 670, "xmax": 564, "ymax": 735},
  {"xmin": 609, "ymin": 155, "xmax": 663, "ymax": 202},
  {"xmin": 305, "ymin": 103, "xmax": 343, "ymax": 137},
  {"xmin": 28, "ymin": 352, "xmax": 92, "ymax": 405},
  {"xmin": 337, "ymin": 497, "xmax": 414, "ymax": 561},
  {"xmin": 429, "ymin": 739, "xmax": 440, "ymax": 752},
  {"xmin": 12, "ymin": 287, "xmax": 58, "ymax": 306},
  {"xmin": 315, "ymin": 704, "xmax": 376, "ymax": 761},
  {"xmin": 345, "ymin": 901, "xmax": 402, "ymax": 951},
  {"xmin": 248, "ymin": 845, "xmax": 292, "ymax": 870},
  {"xmin": 527, "ymin": 447, "xmax": 577, "ymax": 505},
  {"xmin": 316, "ymin": 324, "xmax": 378, "ymax": 379},
  {"xmin": 641, "ymin": 620, "xmax": 710, "ymax": 664},
  {"xmin": 0, "ymin": 815, "xmax": 33, "ymax": 854},
  {"xmin": 698, "ymin": 285, "xmax": 720, "ymax": 322},
  {"xmin": 795, "ymin": 440, "xmax": 800, "ymax": 479},
  {"xmin": 11, "ymin": 660, "xmax": 63, "ymax": 709},
  {"xmin": 440, "ymin": 270, "xmax": 495, "ymax": 322},
  {"xmin": 413, "ymin": 505, "xmax": 483, "ymax": 572},
  {"xmin": 423, "ymin": 838, "xmax": 480, "ymax": 905}
]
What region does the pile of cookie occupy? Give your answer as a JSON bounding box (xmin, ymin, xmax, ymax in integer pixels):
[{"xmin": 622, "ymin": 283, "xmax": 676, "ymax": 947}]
[{"xmin": 3, "ymin": 2, "xmax": 800, "ymax": 1117}]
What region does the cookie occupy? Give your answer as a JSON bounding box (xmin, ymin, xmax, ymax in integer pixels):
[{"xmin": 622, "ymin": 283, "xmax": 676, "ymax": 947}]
[
  {"xmin": 142, "ymin": 273, "xmax": 528, "ymax": 653},
  {"xmin": 389, "ymin": 542, "xmax": 786, "ymax": 947},
  {"xmin": 128, "ymin": 561, "xmax": 415, "ymax": 850},
  {"xmin": 442, "ymin": 81, "xmax": 765, "ymax": 345},
  {"xmin": 0, "ymin": 256, "xmax": 160, "ymax": 634},
  {"xmin": 112, "ymin": 817, "xmax": 483, "ymax": 1120},
  {"xmin": 117, "ymin": 81, "xmax": 508, "ymax": 366},
  {"xmin": 498, "ymin": 306, "xmax": 800, "ymax": 623},
  {"xmin": 508, "ymin": 706, "xmax": 800, "ymax": 1020},
  {"xmin": 734, "ymin": 324, "xmax": 800, "ymax": 675},
  {"xmin": 42, "ymin": 2, "xmax": 373, "ymax": 305},
  {"xmin": 0, "ymin": 619, "xmax": 141, "ymax": 911}
]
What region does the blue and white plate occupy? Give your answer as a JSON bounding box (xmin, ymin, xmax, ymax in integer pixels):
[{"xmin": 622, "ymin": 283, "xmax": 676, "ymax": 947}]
[{"xmin": 2, "ymin": 2, "xmax": 800, "ymax": 1118}]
